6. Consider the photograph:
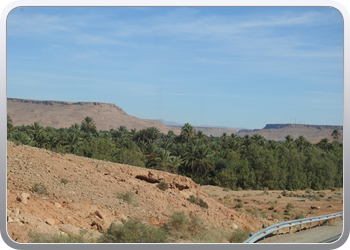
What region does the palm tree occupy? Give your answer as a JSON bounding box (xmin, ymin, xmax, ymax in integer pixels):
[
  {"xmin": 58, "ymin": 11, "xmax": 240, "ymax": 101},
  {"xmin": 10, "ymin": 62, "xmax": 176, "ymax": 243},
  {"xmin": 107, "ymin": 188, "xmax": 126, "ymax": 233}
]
[
  {"xmin": 9, "ymin": 131, "xmax": 34, "ymax": 145},
  {"xmin": 28, "ymin": 121, "xmax": 43, "ymax": 134},
  {"xmin": 180, "ymin": 123, "xmax": 195, "ymax": 143},
  {"xmin": 122, "ymin": 140, "xmax": 138, "ymax": 151},
  {"xmin": 80, "ymin": 117, "xmax": 97, "ymax": 133},
  {"xmin": 331, "ymin": 129, "xmax": 340, "ymax": 140},
  {"xmin": 284, "ymin": 135, "xmax": 294, "ymax": 149},
  {"xmin": 183, "ymin": 142, "xmax": 215, "ymax": 178},
  {"xmin": 135, "ymin": 127, "xmax": 161, "ymax": 144},
  {"xmin": 143, "ymin": 143, "xmax": 159, "ymax": 168},
  {"xmin": 295, "ymin": 135, "xmax": 311, "ymax": 152},
  {"xmin": 168, "ymin": 157, "xmax": 183, "ymax": 174},
  {"xmin": 195, "ymin": 130, "xmax": 207, "ymax": 143},
  {"xmin": 27, "ymin": 122, "xmax": 47, "ymax": 148},
  {"xmin": 155, "ymin": 149, "xmax": 175, "ymax": 172},
  {"xmin": 7, "ymin": 114, "xmax": 14, "ymax": 134},
  {"xmin": 230, "ymin": 133, "xmax": 237, "ymax": 140},
  {"xmin": 251, "ymin": 134, "xmax": 265, "ymax": 146},
  {"xmin": 69, "ymin": 123, "xmax": 80, "ymax": 133},
  {"xmin": 129, "ymin": 128, "xmax": 137, "ymax": 140},
  {"xmin": 220, "ymin": 132, "xmax": 228, "ymax": 143},
  {"xmin": 64, "ymin": 133, "xmax": 82, "ymax": 153},
  {"xmin": 317, "ymin": 138, "xmax": 329, "ymax": 150},
  {"xmin": 241, "ymin": 134, "xmax": 251, "ymax": 150}
]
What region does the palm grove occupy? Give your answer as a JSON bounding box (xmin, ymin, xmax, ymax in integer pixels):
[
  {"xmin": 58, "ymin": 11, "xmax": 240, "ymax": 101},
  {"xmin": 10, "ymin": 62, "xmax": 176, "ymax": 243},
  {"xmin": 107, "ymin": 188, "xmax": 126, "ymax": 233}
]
[{"xmin": 7, "ymin": 115, "xmax": 343, "ymax": 191}]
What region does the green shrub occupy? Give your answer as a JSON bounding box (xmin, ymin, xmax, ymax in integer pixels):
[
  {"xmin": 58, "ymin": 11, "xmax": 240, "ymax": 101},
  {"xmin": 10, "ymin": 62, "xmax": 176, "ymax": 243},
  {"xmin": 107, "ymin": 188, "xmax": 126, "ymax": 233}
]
[
  {"xmin": 294, "ymin": 212, "xmax": 305, "ymax": 220},
  {"xmin": 163, "ymin": 212, "xmax": 226, "ymax": 242},
  {"xmin": 244, "ymin": 207, "xmax": 264, "ymax": 218},
  {"xmin": 317, "ymin": 192, "xmax": 326, "ymax": 197},
  {"xmin": 286, "ymin": 203, "xmax": 295, "ymax": 211},
  {"xmin": 261, "ymin": 187, "xmax": 269, "ymax": 195},
  {"xmin": 187, "ymin": 195, "xmax": 208, "ymax": 209},
  {"xmin": 32, "ymin": 183, "xmax": 49, "ymax": 195},
  {"xmin": 237, "ymin": 187, "xmax": 242, "ymax": 191},
  {"xmin": 228, "ymin": 228, "xmax": 250, "ymax": 243},
  {"xmin": 157, "ymin": 182, "xmax": 169, "ymax": 191},
  {"xmin": 236, "ymin": 202, "xmax": 243, "ymax": 208},
  {"xmin": 223, "ymin": 188, "xmax": 230, "ymax": 191},
  {"xmin": 198, "ymin": 199, "xmax": 209, "ymax": 209},
  {"xmin": 194, "ymin": 226, "xmax": 229, "ymax": 243},
  {"xmin": 97, "ymin": 218, "xmax": 168, "ymax": 243},
  {"xmin": 287, "ymin": 192, "xmax": 295, "ymax": 197},
  {"xmin": 60, "ymin": 178, "xmax": 69, "ymax": 185},
  {"xmin": 187, "ymin": 214, "xmax": 205, "ymax": 235},
  {"xmin": 271, "ymin": 213, "xmax": 280, "ymax": 221},
  {"xmin": 281, "ymin": 190, "xmax": 288, "ymax": 196},
  {"xmin": 29, "ymin": 231, "xmax": 88, "ymax": 243},
  {"xmin": 116, "ymin": 191, "xmax": 135, "ymax": 204},
  {"xmin": 166, "ymin": 211, "xmax": 189, "ymax": 231},
  {"xmin": 305, "ymin": 188, "xmax": 312, "ymax": 194}
]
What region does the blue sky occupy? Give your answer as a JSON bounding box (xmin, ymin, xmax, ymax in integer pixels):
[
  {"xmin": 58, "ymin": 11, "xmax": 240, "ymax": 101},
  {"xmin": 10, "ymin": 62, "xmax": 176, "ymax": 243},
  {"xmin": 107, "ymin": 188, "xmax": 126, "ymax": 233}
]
[{"xmin": 6, "ymin": 7, "xmax": 343, "ymax": 129}]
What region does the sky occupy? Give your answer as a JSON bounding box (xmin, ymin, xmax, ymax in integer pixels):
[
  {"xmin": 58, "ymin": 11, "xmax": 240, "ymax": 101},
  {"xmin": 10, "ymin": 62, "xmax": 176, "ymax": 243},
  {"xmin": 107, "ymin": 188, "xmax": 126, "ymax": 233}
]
[{"xmin": 6, "ymin": 7, "xmax": 343, "ymax": 129}]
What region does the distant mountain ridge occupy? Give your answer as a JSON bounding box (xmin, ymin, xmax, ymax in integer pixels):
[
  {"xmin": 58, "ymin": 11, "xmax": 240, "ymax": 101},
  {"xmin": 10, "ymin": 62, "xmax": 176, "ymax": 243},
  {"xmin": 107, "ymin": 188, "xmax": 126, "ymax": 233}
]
[
  {"xmin": 7, "ymin": 98, "xmax": 342, "ymax": 142},
  {"xmin": 7, "ymin": 98, "xmax": 178, "ymax": 134},
  {"xmin": 236, "ymin": 123, "xmax": 343, "ymax": 143},
  {"xmin": 263, "ymin": 123, "xmax": 342, "ymax": 130}
]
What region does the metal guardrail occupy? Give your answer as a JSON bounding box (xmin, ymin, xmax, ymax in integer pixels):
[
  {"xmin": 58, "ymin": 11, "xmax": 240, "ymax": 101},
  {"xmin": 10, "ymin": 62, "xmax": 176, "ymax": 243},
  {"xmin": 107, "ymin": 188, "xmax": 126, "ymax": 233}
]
[{"xmin": 243, "ymin": 211, "xmax": 343, "ymax": 243}]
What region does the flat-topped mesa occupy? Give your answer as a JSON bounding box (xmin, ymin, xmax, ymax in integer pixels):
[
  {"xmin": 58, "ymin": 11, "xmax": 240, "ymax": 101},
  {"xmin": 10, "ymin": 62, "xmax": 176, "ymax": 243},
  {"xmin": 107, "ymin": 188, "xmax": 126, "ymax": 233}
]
[
  {"xmin": 263, "ymin": 124, "xmax": 343, "ymax": 131},
  {"xmin": 7, "ymin": 98, "xmax": 126, "ymax": 114}
]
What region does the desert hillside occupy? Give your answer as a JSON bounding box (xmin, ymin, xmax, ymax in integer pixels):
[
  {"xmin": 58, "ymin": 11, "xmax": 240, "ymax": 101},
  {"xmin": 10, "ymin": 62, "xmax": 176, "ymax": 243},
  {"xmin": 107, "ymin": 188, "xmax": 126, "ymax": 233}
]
[
  {"xmin": 7, "ymin": 98, "xmax": 180, "ymax": 134},
  {"xmin": 6, "ymin": 141, "xmax": 343, "ymax": 243},
  {"xmin": 6, "ymin": 141, "xmax": 259, "ymax": 243}
]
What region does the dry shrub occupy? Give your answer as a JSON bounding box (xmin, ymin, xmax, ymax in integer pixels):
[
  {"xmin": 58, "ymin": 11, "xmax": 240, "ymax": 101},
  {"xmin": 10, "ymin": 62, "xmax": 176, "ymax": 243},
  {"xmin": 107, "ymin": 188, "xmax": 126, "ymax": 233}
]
[
  {"xmin": 116, "ymin": 191, "xmax": 135, "ymax": 204},
  {"xmin": 29, "ymin": 231, "xmax": 88, "ymax": 243},
  {"xmin": 187, "ymin": 195, "xmax": 209, "ymax": 209},
  {"xmin": 228, "ymin": 228, "xmax": 250, "ymax": 243},
  {"xmin": 32, "ymin": 183, "xmax": 49, "ymax": 195},
  {"xmin": 157, "ymin": 182, "xmax": 168, "ymax": 191},
  {"xmin": 98, "ymin": 218, "xmax": 168, "ymax": 243}
]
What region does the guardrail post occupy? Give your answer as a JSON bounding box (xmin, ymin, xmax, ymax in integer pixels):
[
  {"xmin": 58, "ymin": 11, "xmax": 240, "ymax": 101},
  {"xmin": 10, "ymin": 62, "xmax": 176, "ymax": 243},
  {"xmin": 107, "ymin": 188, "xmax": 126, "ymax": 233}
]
[{"xmin": 242, "ymin": 211, "xmax": 343, "ymax": 243}]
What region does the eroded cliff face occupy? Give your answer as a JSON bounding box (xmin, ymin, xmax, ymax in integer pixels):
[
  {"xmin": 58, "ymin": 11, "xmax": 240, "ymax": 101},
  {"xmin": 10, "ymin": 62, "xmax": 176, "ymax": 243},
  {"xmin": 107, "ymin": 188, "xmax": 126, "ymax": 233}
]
[
  {"xmin": 8, "ymin": 98, "xmax": 128, "ymax": 115},
  {"xmin": 7, "ymin": 98, "xmax": 178, "ymax": 134},
  {"xmin": 236, "ymin": 123, "xmax": 343, "ymax": 143},
  {"xmin": 263, "ymin": 124, "xmax": 343, "ymax": 131}
]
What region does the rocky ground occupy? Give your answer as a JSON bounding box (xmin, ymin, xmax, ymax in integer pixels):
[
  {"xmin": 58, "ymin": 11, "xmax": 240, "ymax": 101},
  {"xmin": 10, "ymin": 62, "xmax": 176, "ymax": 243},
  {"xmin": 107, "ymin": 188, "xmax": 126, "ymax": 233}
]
[{"xmin": 6, "ymin": 141, "xmax": 343, "ymax": 243}]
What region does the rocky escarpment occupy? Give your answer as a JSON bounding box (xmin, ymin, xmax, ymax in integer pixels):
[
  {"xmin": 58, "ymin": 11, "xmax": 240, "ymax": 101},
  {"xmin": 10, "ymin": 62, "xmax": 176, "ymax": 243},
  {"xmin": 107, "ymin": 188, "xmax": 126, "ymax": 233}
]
[
  {"xmin": 236, "ymin": 124, "xmax": 343, "ymax": 143},
  {"xmin": 7, "ymin": 98, "xmax": 179, "ymax": 134},
  {"xmin": 263, "ymin": 124, "xmax": 343, "ymax": 131},
  {"xmin": 7, "ymin": 98, "xmax": 127, "ymax": 113}
]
